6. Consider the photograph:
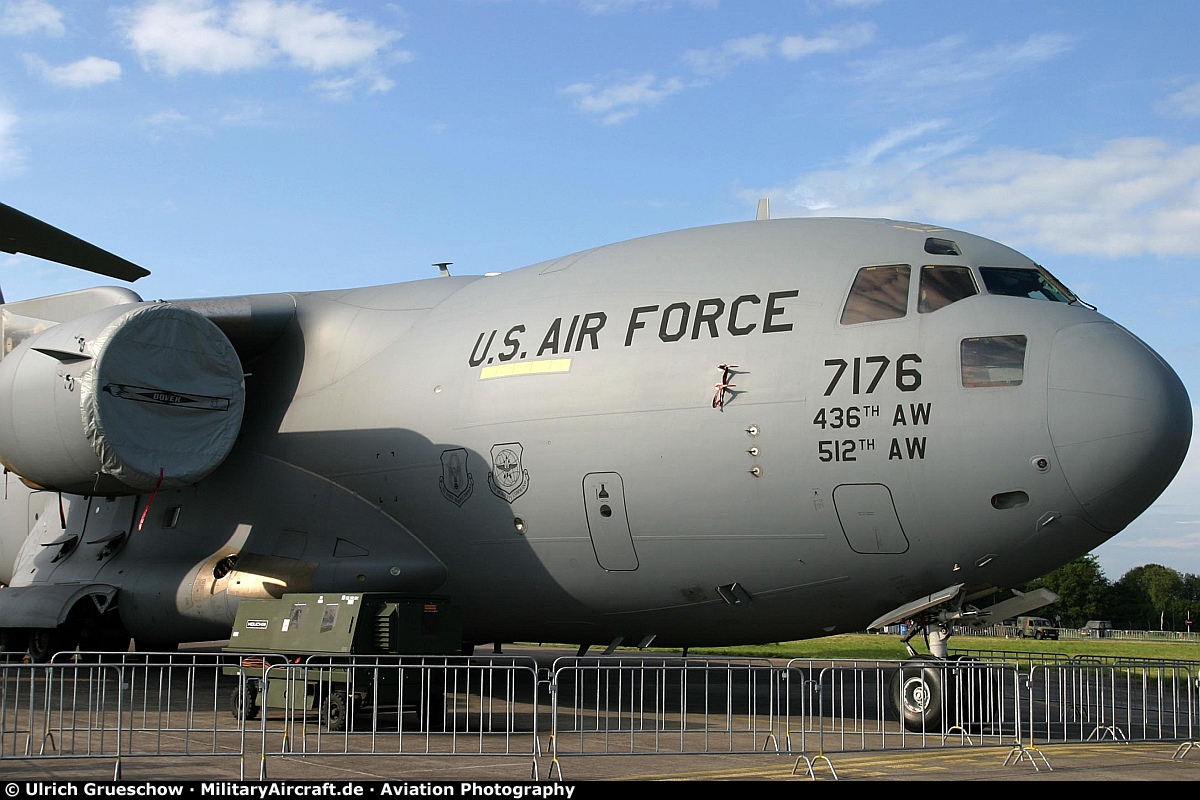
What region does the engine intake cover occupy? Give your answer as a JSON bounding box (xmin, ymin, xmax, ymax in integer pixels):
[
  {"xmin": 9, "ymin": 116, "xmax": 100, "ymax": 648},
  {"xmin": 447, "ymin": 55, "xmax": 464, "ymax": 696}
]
[{"xmin": 0, "ymin": 302, "xmax": 245, "ymax": 495}]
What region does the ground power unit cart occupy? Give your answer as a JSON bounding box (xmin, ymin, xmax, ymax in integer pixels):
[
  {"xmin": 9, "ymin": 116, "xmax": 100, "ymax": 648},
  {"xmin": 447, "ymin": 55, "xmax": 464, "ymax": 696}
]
[{"xmin": 224, "ymin": 592, "xmax": 463, "ymax": 730}]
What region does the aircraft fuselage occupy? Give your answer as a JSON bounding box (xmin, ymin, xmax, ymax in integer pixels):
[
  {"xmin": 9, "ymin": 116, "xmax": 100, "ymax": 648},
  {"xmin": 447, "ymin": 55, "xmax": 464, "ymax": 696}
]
[{"xmin": 0, "ymin": 218, "xmax": 1190, "ymax": 649}]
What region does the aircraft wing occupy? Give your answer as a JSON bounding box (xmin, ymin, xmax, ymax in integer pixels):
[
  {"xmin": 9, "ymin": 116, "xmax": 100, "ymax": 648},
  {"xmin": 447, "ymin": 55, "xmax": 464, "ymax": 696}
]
[{"xmin": 0, "ymin": 202, "xmax": 149, "ymax": 282}]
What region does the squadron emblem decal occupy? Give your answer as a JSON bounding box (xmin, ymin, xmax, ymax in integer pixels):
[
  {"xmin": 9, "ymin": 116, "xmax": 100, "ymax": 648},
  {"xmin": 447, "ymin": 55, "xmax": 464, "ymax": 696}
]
[
  {"xmin": 439, "ymin": 448, "xmax": 474, "ymax": 506},
  {"xmin": 488, "ymin": 443, "xmax": 530, "ymax": 503}
]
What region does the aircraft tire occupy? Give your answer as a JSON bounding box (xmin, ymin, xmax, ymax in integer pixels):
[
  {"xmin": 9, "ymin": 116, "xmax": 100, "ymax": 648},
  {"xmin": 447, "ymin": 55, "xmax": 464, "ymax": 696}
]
[
  {"xmin": 27, "ymin": 626, "xmax": 78, "ymax": 663},
  {"xmin": 0, "ymin": 629, "xmax": 29, "ymax": 656},
  {"xmin": 889, "ymin": 659, "xmax": 947, "ymax": 732}
]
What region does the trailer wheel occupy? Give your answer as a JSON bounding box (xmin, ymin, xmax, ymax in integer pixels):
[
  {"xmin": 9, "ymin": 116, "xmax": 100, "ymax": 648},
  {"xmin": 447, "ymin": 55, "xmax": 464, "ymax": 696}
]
[
  {"xmin": 888, "ymin": 660, "xmax": 946, "ymax": 732},
  {"xmin": 325, "ymin": 690, "xmax": 350, "ymax": 732},
  {"xmin": 230, "ymin": 682, "xmax": 260, "ymax": 721}
]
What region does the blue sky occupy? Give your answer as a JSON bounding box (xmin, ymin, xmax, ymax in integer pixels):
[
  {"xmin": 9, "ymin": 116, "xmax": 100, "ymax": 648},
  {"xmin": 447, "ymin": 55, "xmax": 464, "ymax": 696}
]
[{"xmin": 0, "ymin": 0, "xmax": 1196, "ymax": 582}]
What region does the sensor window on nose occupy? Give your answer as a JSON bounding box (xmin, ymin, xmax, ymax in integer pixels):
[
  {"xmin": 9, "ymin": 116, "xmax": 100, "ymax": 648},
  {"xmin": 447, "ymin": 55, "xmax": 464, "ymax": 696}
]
[{"xmin": 961, "ymin": 335, "xmax": 1027, "ymax": 388}]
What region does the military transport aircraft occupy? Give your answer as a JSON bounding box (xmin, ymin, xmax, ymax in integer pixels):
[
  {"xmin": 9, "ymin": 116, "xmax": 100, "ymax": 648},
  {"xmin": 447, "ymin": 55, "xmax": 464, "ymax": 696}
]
[{"xmin": 0, "ymin": 201, "xmax": 1190, "ymax": 677}]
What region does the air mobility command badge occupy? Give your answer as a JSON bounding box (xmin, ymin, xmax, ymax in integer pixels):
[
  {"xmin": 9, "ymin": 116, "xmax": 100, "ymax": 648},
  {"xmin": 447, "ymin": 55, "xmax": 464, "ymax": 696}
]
[{"xmin": 488, "ymin": 443, "xmax": 529, "ymax": 503}]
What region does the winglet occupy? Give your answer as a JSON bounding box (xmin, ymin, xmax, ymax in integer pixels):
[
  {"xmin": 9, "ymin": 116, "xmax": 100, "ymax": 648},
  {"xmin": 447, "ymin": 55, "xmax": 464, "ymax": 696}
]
[
  {"xmin": 0, "ymin": 202, "xmax": 150, "ymax": 282},
  {"xmin": 755, "ymin": 198, "xmax": 770, "ymax": 221}
]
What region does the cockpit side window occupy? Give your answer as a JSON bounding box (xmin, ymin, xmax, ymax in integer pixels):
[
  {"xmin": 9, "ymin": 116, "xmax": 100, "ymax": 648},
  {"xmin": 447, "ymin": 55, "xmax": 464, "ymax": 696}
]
[
  {"xmin": 919, "ymin": 266, "xmax": 978, "ymax": 313},
  {"xmin": 980, "ymin": 267, "xmax": 1073, "ymax": 303},
  {"xmin": 961, "ymin": 335, "xmax": 1028, "ymax": 388},
  {"xmin": 840, "ymin": 265, "xmax": 910, "ymax": 325}
]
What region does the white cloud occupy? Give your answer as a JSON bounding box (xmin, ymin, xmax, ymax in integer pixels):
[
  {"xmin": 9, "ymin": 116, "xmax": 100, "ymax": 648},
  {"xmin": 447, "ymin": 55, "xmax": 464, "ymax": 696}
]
[
  {"xmin": 748, "ymin": 135, "xmax": 1200, "ymax": 258},
  {"xmin": 852, "ymin": 119, "xmax": 949, "ymax": 166},
  {"xmin": 562, "ymin": 74, "xmax": 687, "ymax": 124},
  {"xmin": 573, "ymin": 22, "xmax": 874, "ymax": 123},
  {"xmin": 0, "ymin": 0, "xmax": 63, "ymax": 36},
  {"xmin": 24, "ymin": 55, "xmax": 122, "ymax": 87},
  {"xmin": 682, "ymin": 23, "xmax": 875, "ymax": 76},
  {"xmin": 228, "ymin": 0, "xmax": 397, "ymax": 71},
  {"xmin": 578, "ymin": 0, "xmax": 717, "ymax": 13},
  {"xmin": 682, "ymin": 33, "xmax": 773, "ymax": 76},
  {"xmin": 120, "ymin": 0, "xmax": 405, "ymax": 94},
  {"xmin": 851, "ymin": 32, "xmax": 1075, "ymax": 92},
  {"xmin": 218, "ymin": 100, "xmax": 264, "ymax": 124},
  {"xmin": 142, "ymin": 103, "xmax": 271, "ymax": 136},
  {"xmin": 1157, "ymin": 81, "xmax": 1200, "ymax": 119},
  {"xmin": 141, "ymin": 108, "xmax": 192, "ymax": 140},
  {"xmin": 312, "ymin": 69, "xmax": 394, "ymax": 100},
  {"xmin": 145, "ymin": 108, "xmax": 189, "ymax": 125},
  {"xmin": 122, "ymin": 0, "xmax": 270, "ymax": 74},
  {"xmin": 780, "ymin": 22, "xmax": 875, "ymax": 60},
  {"xmin": 0, "ymin": 108, "xmax": 25, "ymax": 177}
]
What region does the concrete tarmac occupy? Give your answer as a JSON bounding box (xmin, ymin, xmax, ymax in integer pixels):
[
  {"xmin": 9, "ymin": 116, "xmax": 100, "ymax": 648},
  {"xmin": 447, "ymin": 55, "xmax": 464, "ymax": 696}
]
[{"xmin": 3, "ymin": 740, "xmax": 1200, "ymax": 781}]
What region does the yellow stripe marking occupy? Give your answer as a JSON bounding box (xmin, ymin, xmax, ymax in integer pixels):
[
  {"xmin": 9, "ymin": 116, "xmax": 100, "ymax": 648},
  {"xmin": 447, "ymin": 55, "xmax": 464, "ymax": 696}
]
[{"xmin": 480, "ymin": 358, "xmax": 572, "ymax": 380}]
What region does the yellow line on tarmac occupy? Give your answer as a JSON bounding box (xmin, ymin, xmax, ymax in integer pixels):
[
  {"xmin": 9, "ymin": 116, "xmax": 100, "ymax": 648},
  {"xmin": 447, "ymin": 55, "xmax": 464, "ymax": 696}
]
[{"xmin": 605, "ymin": 742, "xmax": 1200, "ymax": 781}]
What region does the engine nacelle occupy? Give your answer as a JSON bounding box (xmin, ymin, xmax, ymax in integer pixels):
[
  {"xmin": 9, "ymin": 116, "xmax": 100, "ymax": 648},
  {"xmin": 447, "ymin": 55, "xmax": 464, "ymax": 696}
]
[{"xmin": 0, "ymin": 302, "xmax": 245, "ymax": 495}]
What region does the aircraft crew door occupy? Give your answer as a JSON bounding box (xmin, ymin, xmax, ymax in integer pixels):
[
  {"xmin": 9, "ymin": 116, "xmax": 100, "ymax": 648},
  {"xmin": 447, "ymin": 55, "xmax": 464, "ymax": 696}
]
[
  {"xmin": 582, "ymin": 473, "xmax": 639, "ymax": 571},
  {"xmin": 832, "ymin": 483, "xmax": 910, "ymax": 554}
]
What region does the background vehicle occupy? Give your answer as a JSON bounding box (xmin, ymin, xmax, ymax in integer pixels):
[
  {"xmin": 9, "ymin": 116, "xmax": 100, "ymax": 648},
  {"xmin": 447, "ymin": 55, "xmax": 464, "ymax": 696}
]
[
  {"xmin": 1081, "ymin": 620, "xmax": 1113, "ymax": 638},
  {"xmin": 1017, "ymin": 616, "xmax": 1059, "ymax": 640}
]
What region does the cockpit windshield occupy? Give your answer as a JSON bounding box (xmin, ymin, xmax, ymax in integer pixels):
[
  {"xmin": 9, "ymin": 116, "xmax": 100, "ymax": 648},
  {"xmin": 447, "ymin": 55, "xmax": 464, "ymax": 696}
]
[{"xmin": 980, "ymin": 266, "xmax": 1076, "ymax": 303}]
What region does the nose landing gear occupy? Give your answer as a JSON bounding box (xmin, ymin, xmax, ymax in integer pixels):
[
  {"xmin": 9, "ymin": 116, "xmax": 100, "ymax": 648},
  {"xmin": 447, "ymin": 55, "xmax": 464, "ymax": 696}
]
[{"xmin": 869, "ymin": 584, "xmax": 1060, "ymax": 732}]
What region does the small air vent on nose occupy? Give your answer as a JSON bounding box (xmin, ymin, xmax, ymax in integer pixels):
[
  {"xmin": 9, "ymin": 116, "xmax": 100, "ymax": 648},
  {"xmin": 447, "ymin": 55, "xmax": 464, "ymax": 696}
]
[{"xmin": 991, "ymin": 491, "xmax": 1029, "ymax": 510}]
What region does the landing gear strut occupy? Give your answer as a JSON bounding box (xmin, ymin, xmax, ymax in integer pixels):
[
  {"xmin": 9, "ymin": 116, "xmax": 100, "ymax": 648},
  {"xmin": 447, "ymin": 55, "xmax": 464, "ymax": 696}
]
[{"xmin": 900, "ymin": 618, "xmax": 951, "ymax": 658}]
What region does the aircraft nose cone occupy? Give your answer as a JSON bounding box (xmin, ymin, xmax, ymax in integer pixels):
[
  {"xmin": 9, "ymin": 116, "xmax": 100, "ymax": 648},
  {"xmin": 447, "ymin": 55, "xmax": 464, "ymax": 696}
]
[{"xmin": 1047, "ymin": 322, "xmax": 1192, "ymax": 533}]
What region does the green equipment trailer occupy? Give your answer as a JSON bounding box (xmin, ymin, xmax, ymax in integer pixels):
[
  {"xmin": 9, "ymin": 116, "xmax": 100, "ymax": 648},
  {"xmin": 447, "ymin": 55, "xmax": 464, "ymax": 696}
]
[{"xmin": 224, "ymin": 592, "xmax": 463, "ymax": 730}]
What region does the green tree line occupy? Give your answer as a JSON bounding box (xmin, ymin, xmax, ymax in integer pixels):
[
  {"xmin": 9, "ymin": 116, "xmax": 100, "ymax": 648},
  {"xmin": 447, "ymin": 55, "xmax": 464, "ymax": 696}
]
[{"xmin": 1018, "ymin": 555, "xmax": 1200, "ymax": 631}]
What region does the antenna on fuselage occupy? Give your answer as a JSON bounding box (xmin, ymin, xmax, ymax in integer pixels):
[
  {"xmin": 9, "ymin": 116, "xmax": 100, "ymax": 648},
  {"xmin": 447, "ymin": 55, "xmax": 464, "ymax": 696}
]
[
  {"xmin": 433, "ymin": 262, "xmax": 452, "ymax": 277},
  {"xmin": 755, "ymin": 198, "xmax": 770, "ymax": 221}
]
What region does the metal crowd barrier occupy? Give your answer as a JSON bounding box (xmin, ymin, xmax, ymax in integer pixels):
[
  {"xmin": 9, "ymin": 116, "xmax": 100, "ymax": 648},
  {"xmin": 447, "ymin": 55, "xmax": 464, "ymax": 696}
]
[
  {"xmin": 1025, "ymin": 661, "xmax": 1196, "ymax": 744},
  {"xmin": 1, "ymin": 657, "xmax": 250, "ymax": 779},
  {"xmin": 785, "ymin": 659, "xmax": 1019, "ymax": 745},
  {"xmin": 545, "ymin": 655, "xmax": 781, "ymax": 774},
  {"xmin": 4, "ymin": 652, "xmax": 1200, "ymax": 780},
  {"xmin": 243, "ymin": 655, "xmax": 543, "ymax": 779}
]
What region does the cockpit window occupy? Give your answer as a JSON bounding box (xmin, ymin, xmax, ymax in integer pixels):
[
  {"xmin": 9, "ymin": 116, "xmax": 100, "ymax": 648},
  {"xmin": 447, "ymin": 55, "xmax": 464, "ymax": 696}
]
[
  {"xmin": 919, "ymin": 266, "xmax": 978, "ymax": 313},
  {"xmin": 961, "ymin": 335, "xmax": 1027, "ymax": 388},
  {"xmin": 980, "ymin": 267, "xmax": 1073, "ymax": 303},
  {"xmin": 840, "ymin": 265, "xmax": 910, "ymax": 325}
]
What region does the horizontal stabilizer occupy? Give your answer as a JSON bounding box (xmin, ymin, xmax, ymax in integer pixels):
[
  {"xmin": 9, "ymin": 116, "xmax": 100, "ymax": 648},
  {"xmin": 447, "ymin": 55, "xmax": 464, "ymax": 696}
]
[{"xmin": 0, "ymin": 202, "xmax": 149, "ymax": 282}]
